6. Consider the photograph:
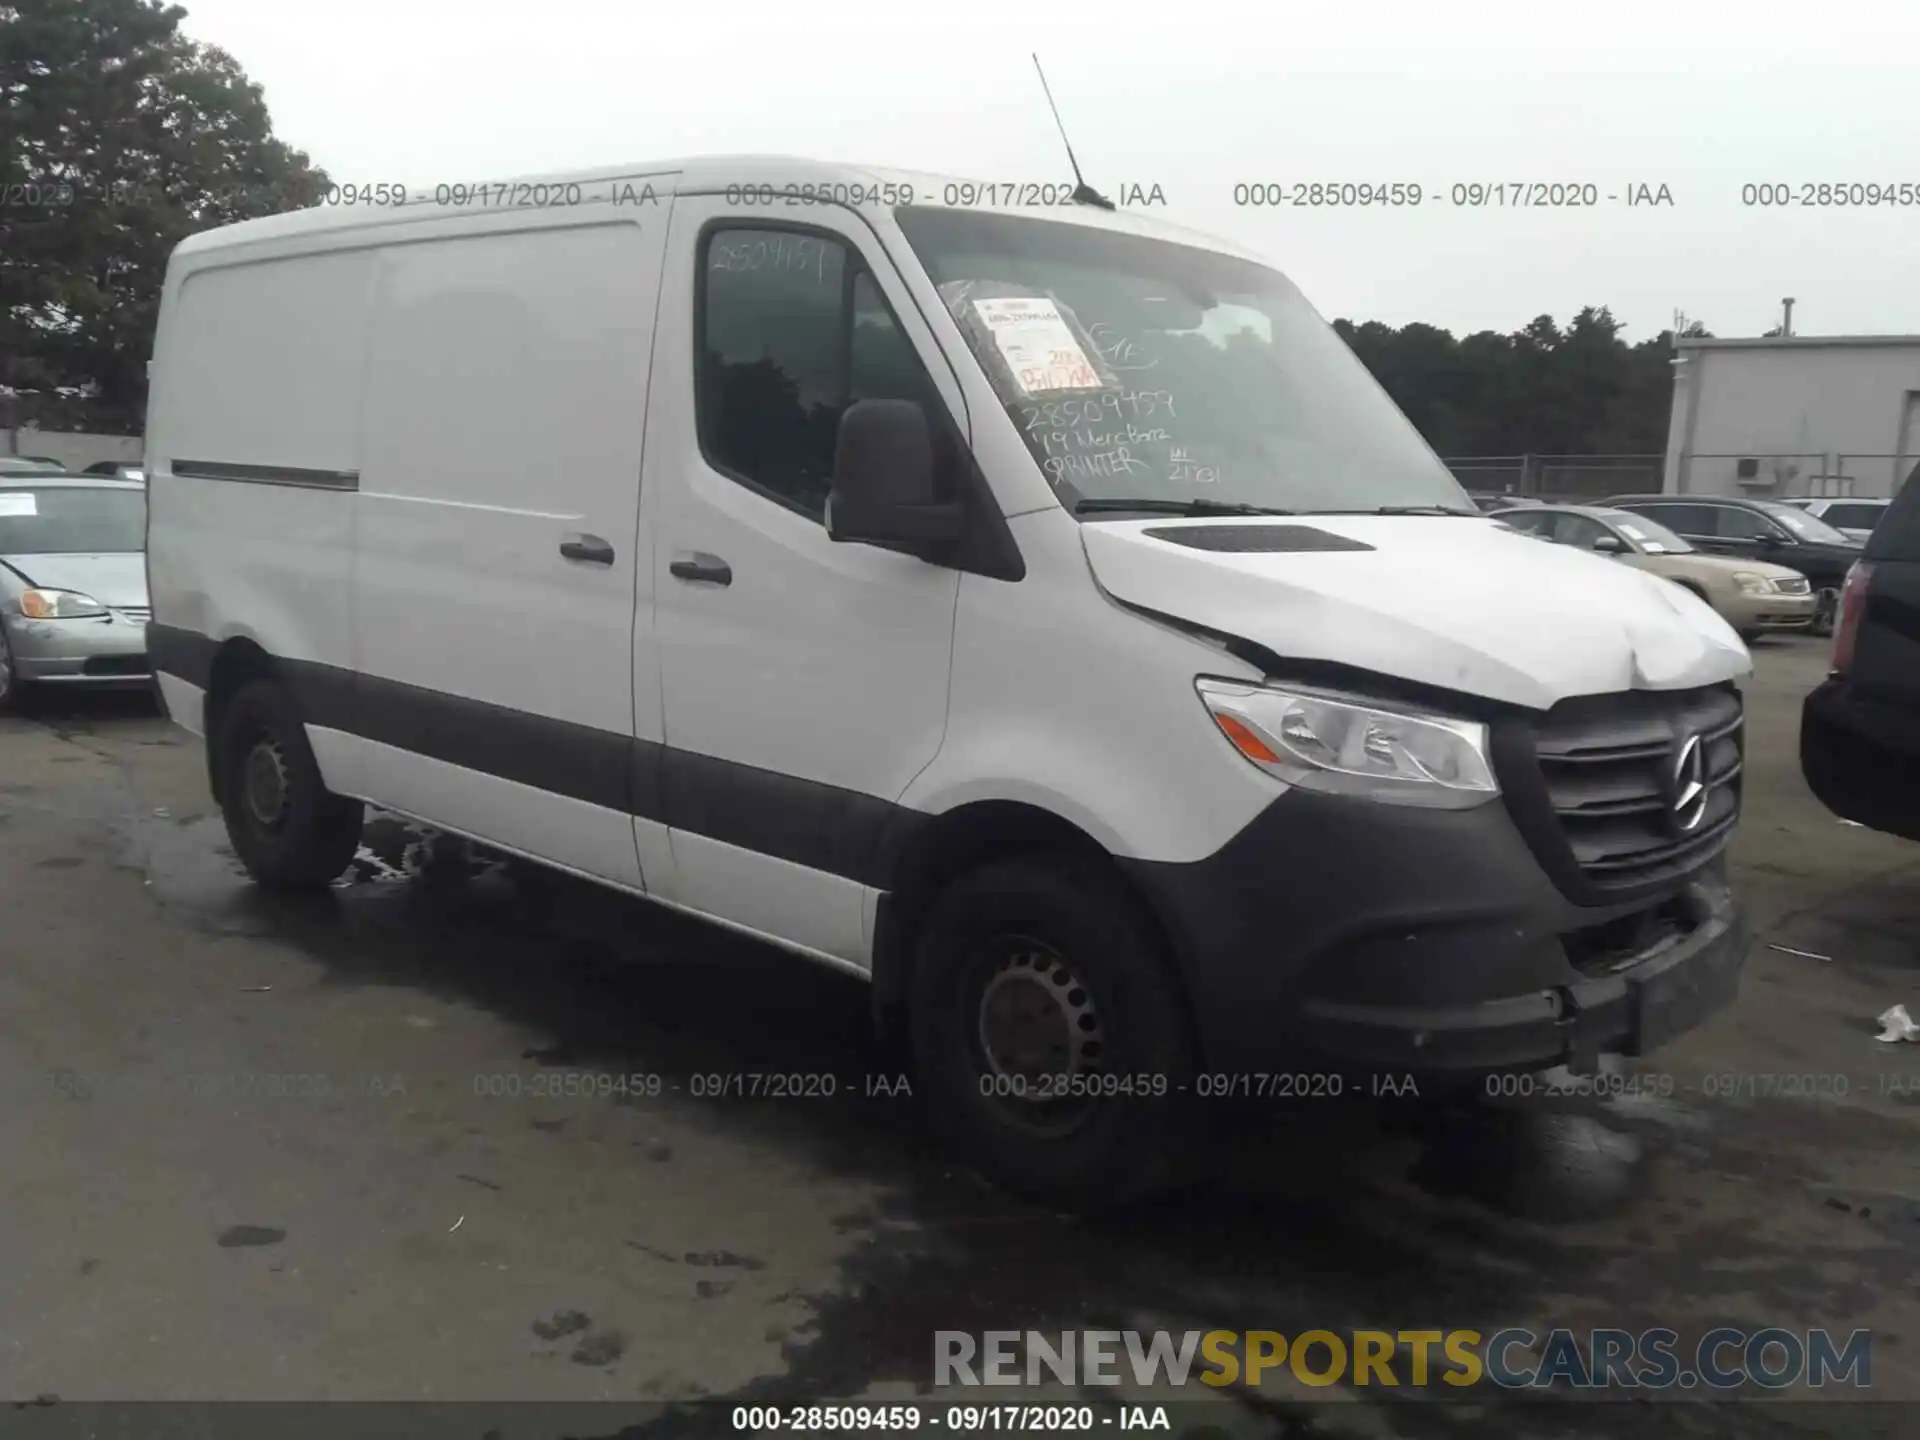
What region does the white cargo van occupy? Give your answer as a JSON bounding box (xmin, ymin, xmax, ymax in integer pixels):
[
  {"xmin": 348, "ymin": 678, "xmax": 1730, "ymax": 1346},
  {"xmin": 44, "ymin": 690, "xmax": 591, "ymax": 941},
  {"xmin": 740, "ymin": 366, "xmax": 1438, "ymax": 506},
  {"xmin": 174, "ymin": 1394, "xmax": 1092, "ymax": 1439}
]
[{"xmin": 145, "ymin": 157, "xmax": 1754, "ymax": 1206}]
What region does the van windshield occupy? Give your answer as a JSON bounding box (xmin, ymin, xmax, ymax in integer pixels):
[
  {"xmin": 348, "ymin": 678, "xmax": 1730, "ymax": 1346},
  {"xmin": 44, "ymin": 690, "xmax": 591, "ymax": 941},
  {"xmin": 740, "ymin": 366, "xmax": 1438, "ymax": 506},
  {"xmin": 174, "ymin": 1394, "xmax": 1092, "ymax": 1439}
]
[{"xmin": 893, "ymin": 207, "xmax": 1472, "ymax": 518}]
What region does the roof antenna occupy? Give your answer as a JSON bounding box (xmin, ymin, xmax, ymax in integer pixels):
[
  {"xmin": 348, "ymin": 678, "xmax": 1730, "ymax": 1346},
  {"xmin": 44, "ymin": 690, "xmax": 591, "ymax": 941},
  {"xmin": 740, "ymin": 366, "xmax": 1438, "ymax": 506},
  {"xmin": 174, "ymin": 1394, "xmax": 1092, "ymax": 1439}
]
[{"xmin": 1032, "ymin": 54, "xmax": 1115, "ymax": 211}]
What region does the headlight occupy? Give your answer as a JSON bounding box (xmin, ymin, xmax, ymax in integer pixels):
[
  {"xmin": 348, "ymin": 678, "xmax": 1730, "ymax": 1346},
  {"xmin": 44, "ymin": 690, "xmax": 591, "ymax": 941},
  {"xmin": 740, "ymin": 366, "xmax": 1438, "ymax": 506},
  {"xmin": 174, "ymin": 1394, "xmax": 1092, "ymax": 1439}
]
[
  {"xmin": 1196, "ymin": 678, "xmax": 1499, "ymax": 808},
  {"xmin": 18, "ymin": 588, "xmax": 109, "ymax": 619},
  {"xmin": 1730, "ymin": 571, "xmax": 1774, "ymax": 596}
]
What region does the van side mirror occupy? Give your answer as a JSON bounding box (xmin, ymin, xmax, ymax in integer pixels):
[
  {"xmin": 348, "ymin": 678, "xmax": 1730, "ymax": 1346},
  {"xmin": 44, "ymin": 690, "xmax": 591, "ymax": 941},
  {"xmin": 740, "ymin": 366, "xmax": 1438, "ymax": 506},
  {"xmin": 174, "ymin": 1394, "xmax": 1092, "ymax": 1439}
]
[
  {"xmin": 1592, "ymin": 534, "xmax": 1627, "ymax": 555},
  {"xmin": 826, "ymin": 399, "xmax": 964, "ymax": 551}
]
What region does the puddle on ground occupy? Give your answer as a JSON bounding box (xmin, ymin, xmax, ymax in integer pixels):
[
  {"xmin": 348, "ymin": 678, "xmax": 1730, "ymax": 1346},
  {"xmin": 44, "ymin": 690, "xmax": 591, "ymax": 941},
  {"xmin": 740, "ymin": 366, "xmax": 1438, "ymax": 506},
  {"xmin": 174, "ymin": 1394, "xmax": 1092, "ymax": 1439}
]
[
  {"xmin": 77, "ymin": 772, "xmax": 1862, "ymax": 1435},
  {"xmin": 112, "ymin": 804, "xmax": 507, "ymax": 938}
]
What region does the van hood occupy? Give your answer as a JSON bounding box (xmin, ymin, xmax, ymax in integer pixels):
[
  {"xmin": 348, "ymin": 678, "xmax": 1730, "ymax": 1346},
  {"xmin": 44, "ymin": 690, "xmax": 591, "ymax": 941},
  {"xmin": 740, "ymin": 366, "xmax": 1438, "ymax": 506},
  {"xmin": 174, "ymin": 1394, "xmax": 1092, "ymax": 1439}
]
[
  {"xmin": 1080, "ymin": 515, "xmax": 1751, "ymax": 711},
  {"xmin": 0, "ymin": 552, "xmax": 149, "ymax": 608}
]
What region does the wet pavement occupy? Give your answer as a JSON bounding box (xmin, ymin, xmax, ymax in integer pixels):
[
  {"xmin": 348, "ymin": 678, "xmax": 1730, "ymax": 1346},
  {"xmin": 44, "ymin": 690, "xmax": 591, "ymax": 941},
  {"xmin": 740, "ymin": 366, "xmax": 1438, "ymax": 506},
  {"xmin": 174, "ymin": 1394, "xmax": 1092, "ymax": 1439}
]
[{"xmin": 2, "ymin": 635, "xmax": 1918, "ymax": 1436}]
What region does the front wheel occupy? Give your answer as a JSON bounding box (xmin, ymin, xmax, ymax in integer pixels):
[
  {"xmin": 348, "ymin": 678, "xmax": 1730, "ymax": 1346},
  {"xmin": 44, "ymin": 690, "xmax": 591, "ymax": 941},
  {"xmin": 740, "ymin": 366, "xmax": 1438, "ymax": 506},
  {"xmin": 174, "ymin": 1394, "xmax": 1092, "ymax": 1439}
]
[
  {"xmin": 215, "ymin": 679, "xmax": 364, "ymax": 891},
  {"xmin": 906, "ymin": 854, "xmax": 1199, "ymax": 1211}
]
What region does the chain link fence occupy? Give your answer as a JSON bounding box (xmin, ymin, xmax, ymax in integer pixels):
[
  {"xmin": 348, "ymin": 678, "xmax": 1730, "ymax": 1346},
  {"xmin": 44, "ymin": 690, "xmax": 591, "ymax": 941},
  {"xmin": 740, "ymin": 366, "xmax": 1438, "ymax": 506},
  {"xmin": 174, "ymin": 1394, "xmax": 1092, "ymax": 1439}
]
[{"xmin": 1443, "ymin": 454, "xmax": 1665, "ymax": 502}]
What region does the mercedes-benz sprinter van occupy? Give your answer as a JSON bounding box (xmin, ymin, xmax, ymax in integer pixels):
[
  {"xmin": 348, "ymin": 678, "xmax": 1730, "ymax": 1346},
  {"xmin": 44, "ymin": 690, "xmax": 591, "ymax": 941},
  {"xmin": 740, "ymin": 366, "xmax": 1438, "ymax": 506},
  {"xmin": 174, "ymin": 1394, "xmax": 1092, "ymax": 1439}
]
[{"xmin": 144, "ymin": 157, "xmax": 1753, "ymax": 1208}]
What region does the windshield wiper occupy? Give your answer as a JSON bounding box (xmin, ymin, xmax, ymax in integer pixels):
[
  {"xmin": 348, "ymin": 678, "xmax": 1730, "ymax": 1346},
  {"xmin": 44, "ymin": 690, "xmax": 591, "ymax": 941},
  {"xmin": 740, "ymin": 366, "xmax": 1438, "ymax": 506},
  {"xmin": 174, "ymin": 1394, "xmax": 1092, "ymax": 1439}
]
[
  {"xmin": 1073, "ymin": 498, "xmax": 1298, "ymax": 518},
  {"xmin": 1303, "ymin": 505, "xmax": 1479, "ymax": 517}
]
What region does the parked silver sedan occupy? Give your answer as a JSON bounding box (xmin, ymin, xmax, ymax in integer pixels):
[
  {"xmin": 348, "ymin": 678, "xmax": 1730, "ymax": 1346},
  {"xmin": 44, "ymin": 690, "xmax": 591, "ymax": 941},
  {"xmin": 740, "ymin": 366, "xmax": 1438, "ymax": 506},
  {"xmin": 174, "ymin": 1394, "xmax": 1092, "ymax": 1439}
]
[{"xmin": 0, "ymin": 475, "xmax": 151, "ymax": 710}]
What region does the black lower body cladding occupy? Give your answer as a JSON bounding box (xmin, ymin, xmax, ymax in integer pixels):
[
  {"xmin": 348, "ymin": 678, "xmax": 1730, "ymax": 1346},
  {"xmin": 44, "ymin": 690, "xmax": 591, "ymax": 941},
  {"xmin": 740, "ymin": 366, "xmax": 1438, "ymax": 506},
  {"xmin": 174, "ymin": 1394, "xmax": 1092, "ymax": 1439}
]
[
  {"xmin": 1802, "ymin": 678, "xmax": 1920, "ymax": 843},
  {"xmin": 1120, "ymin": 787, "xmax": 1749, "ymax": 1079}
]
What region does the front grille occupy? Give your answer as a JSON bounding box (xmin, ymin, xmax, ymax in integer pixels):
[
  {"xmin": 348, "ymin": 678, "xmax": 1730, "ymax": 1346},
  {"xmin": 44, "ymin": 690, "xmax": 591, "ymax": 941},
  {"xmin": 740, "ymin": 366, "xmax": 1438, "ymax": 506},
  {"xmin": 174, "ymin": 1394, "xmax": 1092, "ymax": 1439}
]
[
  {"xmin": 1498, "ymin": 684, "xmax": 1743, "ymax": 902},
  {"xmin": 113, "ymin": 606, "xmax": 151, "ymax": 622},
  {"xmin": 1774, "ymin": 576, "xmax": 1811, "ymax": 595}
]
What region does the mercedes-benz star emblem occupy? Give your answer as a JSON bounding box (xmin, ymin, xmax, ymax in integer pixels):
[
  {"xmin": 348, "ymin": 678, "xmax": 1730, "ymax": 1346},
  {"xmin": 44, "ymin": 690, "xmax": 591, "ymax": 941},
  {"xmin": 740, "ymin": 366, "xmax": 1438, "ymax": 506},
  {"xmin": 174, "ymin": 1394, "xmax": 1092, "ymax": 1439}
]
[{"xmin": 1670, "ymin": 732, "xmax": 1707, "ymax": 833}]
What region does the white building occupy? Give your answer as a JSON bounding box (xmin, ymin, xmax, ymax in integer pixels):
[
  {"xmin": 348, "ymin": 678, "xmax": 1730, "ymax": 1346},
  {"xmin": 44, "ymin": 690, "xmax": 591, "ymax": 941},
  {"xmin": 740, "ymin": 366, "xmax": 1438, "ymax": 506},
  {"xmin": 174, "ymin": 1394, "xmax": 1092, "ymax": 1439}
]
[{"xmin": 1662, "ymin": 334, "xmax": 1920, "ymax": 499}]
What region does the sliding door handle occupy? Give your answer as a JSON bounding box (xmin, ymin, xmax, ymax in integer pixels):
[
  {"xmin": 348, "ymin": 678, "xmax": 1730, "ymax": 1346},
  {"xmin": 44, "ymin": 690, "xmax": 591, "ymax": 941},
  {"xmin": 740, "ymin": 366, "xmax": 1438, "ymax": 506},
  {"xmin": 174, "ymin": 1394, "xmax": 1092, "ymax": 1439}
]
[
  {"xmin": 669, "ymin": 552, "xmax": 732, "ymax": 586},
  {"xmin": 560, "ymin": 534, "xmax": 615, "ymax": 564}
]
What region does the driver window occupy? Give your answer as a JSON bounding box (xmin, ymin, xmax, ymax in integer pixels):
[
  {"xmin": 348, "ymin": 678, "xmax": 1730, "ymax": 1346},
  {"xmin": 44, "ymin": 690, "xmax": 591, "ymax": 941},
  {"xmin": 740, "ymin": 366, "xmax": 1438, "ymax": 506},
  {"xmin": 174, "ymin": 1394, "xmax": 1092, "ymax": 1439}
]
[{"xmin": 697, "ymin": 227, "xmax": 955, "ymax": 523}]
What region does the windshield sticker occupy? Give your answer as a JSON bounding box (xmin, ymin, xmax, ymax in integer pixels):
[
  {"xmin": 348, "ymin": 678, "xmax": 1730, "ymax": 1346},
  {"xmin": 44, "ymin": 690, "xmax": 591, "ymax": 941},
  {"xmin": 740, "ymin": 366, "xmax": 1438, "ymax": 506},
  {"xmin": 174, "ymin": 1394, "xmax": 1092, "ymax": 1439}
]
[
  {"xmin": 0, "ymin": 493, "xmax": 37, "ymax": 516},
  {"xmin": 971, "ymin": 297, "xmax": 1104, "ymax": 395}
]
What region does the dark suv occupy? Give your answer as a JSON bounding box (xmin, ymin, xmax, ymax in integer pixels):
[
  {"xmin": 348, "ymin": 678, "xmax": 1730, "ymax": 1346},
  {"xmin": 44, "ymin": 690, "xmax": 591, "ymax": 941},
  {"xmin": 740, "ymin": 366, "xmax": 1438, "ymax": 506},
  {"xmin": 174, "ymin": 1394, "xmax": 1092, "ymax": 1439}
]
[
  {"xmin": 1801, "ymin": 469, "xmax": 1920, "ymax": 842},
  {"xmin": 1604, "ymin": 494, "xmax": 1862, "ymax": 634}
]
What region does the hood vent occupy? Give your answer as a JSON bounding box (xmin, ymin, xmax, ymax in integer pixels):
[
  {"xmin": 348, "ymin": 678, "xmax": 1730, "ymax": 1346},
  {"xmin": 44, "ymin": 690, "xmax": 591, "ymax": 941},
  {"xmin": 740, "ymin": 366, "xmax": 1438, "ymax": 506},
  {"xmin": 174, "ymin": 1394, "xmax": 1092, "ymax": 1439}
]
[{"xmin": 1141, "ymin": 524, "xmax": 1376, "ymax": 554}]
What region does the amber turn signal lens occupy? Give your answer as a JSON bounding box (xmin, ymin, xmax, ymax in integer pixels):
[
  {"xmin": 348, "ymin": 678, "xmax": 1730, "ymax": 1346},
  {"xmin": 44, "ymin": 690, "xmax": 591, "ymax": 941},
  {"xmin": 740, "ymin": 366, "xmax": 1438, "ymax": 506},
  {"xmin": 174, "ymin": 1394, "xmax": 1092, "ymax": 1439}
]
[{"xmin": 1212, "ymin": 711, "xmax": 1282, "ymax": 765}]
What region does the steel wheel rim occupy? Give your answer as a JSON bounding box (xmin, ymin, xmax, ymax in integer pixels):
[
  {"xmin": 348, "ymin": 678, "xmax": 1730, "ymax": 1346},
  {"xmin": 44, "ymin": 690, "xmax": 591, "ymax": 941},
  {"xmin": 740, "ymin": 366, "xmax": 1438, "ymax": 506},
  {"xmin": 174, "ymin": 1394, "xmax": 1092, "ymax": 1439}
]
[
  {"xmin": 969, "ymin": 935, "xmax": 1105, "ymax": 1135},
  {"xmin": 243, "ymin": 735, "xmax": 291, "ymax": 830}
]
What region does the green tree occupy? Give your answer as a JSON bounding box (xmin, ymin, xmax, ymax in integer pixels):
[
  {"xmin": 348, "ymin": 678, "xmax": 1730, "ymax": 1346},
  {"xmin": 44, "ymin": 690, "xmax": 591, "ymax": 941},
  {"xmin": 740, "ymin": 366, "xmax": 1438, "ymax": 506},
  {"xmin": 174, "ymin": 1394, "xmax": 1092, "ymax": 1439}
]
[
  {"xmin": 0, "ymin": 0, "xmax": 327, "ymax": 431},
  {"xmin": 1331, "ymin": 308, "xmax": 1709, "ymax": 458}
]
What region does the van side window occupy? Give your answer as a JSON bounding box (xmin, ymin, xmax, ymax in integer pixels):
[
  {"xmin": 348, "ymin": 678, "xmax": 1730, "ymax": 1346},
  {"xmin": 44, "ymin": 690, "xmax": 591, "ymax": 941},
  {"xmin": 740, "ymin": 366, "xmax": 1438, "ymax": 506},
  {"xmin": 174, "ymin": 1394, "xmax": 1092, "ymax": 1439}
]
[{"xmin": 697, "ymin": 227, "xmax": 954, "ymax": 522}]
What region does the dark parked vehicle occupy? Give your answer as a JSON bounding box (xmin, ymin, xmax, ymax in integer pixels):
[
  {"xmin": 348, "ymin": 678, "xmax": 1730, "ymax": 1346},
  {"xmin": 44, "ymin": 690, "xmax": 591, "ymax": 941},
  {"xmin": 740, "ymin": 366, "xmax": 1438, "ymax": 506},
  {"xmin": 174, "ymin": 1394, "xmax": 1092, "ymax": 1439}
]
[
  {"xmin": 1603, "ymin": 494, "xmax": 1861, "ymax": 634},
  {"xmin": 1801, "ymin": 469, "xmax": 1920, "ymax": 842}
]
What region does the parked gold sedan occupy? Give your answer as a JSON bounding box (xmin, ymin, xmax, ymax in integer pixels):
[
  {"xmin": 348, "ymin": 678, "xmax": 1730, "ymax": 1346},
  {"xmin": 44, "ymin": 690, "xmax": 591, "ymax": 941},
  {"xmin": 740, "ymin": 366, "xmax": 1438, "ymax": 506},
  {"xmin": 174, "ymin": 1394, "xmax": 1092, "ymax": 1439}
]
[{"xmin": 1492, "ymin": 503, "xmax": 1818, "ymax": 640}]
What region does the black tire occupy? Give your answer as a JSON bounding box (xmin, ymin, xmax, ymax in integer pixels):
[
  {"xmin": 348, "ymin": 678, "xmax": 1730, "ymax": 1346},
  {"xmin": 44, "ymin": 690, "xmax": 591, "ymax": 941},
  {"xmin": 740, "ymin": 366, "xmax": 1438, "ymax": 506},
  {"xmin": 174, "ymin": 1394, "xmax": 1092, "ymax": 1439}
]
[
  {"xmin": 1812, "ymin": 588, "xmax": 1839, "ymax": 638},
  {"xmin": 215, "ymin": 679, "xmax": 363, "ymax": 891},
  {"xmin": 906, "ymin": 852, "xmax": 1199, "ymax": 1211},
  {"xmin": 0, "ymin": 627, "xmax": 21, "ymax": 715}
]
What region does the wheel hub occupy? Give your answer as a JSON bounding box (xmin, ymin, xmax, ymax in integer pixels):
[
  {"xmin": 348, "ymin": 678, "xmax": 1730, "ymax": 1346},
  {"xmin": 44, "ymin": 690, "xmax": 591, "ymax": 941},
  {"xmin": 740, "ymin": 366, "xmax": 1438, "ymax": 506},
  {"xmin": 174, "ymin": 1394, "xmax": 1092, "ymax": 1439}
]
[
  {"xmin": 243, "ymin": 738, "xmax": 291, "ymax": 829},
  {"xmin": 977, "ymin": 947, "xmax": 1103, "ymax": 1087}
]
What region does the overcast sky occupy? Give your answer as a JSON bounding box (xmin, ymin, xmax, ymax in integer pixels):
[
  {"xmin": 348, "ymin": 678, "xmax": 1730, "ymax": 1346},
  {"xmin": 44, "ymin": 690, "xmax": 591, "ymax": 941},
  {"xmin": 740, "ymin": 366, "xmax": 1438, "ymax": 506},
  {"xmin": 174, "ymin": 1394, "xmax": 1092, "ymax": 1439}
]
[{"xmin": 175, "ymin": 0, "xmax": 1920, "ymax": 344}]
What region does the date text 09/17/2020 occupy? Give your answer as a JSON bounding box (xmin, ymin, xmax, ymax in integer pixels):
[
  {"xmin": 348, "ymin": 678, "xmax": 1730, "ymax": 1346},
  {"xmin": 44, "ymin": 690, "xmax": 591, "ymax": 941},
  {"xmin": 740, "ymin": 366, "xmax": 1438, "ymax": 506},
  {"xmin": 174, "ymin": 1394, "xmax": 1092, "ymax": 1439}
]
[
  {"xmin": 731, "ymin": 1403, "xmax": 1171, "ymax": 1433},
  {"xmin": 1229, "ymin": 181, "xmax": 1675, "ymax": 208}
]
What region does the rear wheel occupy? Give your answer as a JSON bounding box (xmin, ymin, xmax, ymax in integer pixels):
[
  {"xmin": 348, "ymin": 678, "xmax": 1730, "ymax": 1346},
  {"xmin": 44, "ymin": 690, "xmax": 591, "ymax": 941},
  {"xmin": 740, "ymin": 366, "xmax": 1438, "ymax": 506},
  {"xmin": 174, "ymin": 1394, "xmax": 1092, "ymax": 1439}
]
[
  {"xmin": 907, "ymin": 853, "xmax": 1198, "ymax": 1211},
  {"xmin": 215, "ymin": 679, "xmax": 363, "ymax": 891}
]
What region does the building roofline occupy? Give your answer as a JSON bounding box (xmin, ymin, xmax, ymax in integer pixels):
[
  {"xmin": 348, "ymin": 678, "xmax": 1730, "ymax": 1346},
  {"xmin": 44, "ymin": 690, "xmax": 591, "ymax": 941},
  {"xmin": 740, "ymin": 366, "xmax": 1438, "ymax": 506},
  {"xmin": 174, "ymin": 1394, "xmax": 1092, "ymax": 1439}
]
[{"xmin": 1676, "ymin": 334, "xmax": 1920, "ymax": 351}]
